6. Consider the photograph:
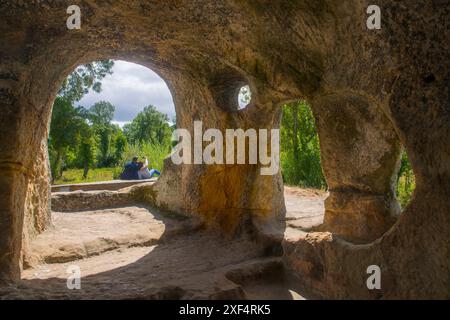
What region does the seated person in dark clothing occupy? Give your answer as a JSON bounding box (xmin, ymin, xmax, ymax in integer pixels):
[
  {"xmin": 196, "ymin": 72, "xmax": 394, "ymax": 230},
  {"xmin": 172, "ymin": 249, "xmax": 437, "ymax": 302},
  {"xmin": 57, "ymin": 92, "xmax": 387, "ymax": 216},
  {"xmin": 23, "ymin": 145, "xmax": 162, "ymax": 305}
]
[{"xmin": 119, "ymin": 156, "xmax": 141, "ymax": 180}]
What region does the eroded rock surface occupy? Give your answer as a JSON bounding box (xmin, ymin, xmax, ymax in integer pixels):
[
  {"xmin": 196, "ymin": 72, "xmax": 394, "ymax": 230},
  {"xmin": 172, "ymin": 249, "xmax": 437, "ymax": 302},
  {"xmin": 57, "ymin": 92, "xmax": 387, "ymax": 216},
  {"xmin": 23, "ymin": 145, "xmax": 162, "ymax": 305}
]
[
  {"xmin": 0, "ymin": 187, "xmax": 321, "ymax": 300},
  {"xmin": 24, "ymin": 206, "xmax": 201, "ymax": 267},
  {"xmin": 0, "ymin": 1, "xmax": 448, "ymax": 299}
]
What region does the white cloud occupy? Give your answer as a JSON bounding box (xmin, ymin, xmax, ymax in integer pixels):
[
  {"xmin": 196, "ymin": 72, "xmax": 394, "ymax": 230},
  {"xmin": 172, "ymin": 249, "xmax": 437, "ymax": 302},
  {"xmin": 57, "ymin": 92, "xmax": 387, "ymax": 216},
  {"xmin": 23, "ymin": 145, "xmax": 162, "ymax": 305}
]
[
  {"xmin": 112, "ymin": 120, "xmax": 130, "ymax": 128},
  {"xmin": 77, "ymin": 60, "xmax": 175, "ymax": 122}
]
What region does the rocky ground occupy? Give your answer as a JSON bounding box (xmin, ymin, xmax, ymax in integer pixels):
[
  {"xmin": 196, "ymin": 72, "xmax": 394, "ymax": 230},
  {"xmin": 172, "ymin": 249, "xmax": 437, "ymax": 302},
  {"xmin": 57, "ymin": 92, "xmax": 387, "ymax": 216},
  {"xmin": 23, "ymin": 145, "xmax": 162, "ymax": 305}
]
[{"xmin": 0, "ymin": 187, "xmax": 326, "ymax": 300}]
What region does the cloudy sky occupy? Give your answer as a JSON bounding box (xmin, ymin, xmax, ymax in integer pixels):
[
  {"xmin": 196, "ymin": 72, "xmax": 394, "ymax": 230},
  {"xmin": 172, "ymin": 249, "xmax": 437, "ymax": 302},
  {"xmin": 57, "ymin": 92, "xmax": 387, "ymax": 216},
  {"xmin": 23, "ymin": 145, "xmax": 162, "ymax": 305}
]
[{"xmin": 77, "ymin": 60, "xmax": 175, "ymax": 127}]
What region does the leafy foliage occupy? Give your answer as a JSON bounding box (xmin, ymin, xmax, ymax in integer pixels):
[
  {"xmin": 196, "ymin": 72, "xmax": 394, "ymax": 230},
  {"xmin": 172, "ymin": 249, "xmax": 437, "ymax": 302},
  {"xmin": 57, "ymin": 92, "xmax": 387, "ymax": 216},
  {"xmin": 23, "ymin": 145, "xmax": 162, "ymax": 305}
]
[
  {"xmin": 280, "ymin": 101, "xmax": 326, "ymax": 188},
  {"xmin": 114, "ymin": 130, "xmax": 127, "ymax": 165},
  {"xmin": 49, "ymin": 97, "xmax": 88, "ymax": 179},
  {"xmin": 123, "ymin": 105, "xmax": 172, "ymax": 146},
  {"xmin": 49, "ymin": 60, "xmax": 114, "ymax": 180},
  {"xmin": 396, "ymin": 151, "xmax": 415, "ymax": 208},
  {"xmin": 88, "ymin": 100, "xmax": 115, "ymax": 126},
  {"xmin": 77, "ymin": 122, "xmax": 97, "ymax": 179},
  {"xmin": 58, "ymin": 60, "xmax": 114, "ymax": 103}
]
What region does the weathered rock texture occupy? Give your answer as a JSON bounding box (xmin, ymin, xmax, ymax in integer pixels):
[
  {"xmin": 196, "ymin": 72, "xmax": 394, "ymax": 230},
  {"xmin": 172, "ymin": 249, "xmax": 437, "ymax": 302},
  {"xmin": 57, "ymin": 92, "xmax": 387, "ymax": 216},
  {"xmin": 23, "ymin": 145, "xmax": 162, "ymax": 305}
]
[
  {"xmin": 21, "ymin": 138, "xmax": 52, "ymax": 271},
  {"xmin": 0, "ymin": 1, "xmax": 448, "ymax": 299},
  {"xmin": 51, "ymin": 189, "xmax": 133, "ymax": 212},
  {"xmin": 312, "ymin": 93, "xmax": 402, "ymax": 242},
  {"xmin": 26, "ymin": 206, "xmax": 201, "ymax": 267}
]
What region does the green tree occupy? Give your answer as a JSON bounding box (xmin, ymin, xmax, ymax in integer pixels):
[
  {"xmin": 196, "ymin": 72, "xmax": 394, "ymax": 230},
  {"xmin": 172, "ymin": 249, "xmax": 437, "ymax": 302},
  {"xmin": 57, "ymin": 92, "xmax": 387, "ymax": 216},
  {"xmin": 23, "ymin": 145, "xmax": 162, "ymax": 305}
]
[
  {"xmin": 88, "ymin": 100, "xmax": 115, "ymax": 126},
  {"xmin": 280, "ymin": 101, "xmax": 326, "ymax": 188},
  {"xmin": 59, "ymin": 60, "xmax": 114, "ymax": 103},
  {"xmin": 123, "ymin": 105, "xmax": 172, "ymax": 146},
  {"xmin": 48, "ymin": 97, "xmax": 87, "ymax": 180},
  {"xmin": 114, "ymin": 130, "xmax": 127, "ymax": 164},
  {"xmin": 88, "ymin": 101, "xmax": 116, "ymax": 166},
  {"xmin": 95, "ymin": 124, "xmax": 113, "ymax": 166},
  {"xmin": 78, "ymin": 123, "xmax": 97, "ymax": 179},
  {"xmin": 49, "ymin": 60, "xmax": 114, "ymax": 179}
]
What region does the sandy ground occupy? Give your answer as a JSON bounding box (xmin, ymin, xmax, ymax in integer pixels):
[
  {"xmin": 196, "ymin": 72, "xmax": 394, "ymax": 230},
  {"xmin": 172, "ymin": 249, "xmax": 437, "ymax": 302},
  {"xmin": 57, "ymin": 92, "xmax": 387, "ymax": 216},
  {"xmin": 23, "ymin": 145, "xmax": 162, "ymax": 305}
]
[
  {"xmin": 0, "ymin": 187, "xmax": 325, "ymax": 300},
  {"xmin": 26, "ymin": 206, "xmax": 200, "ymax": 265},
  {"xmin": 284, "ymin": 186, "xmax": 327, "ymax": 230}
]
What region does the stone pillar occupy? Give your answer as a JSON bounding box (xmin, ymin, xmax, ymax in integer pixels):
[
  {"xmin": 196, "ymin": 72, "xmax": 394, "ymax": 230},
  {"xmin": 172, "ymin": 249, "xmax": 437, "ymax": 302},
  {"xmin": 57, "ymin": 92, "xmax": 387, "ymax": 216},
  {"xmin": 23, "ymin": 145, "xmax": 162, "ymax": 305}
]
[
  {"xmin": 0, "ymin": 166, "xmax": 29, "ymax": 282},
  {"xmin": 148, "ymin": 71, "xmax": 285, "ymax": 235},
  {"xmin": 0, "ymin": 65, "xmax": 28, "ymax": 281},
  {"xmin": 311, "ymin": 93, "xmax": 401, "ymax": 243},
  {"xmin": 0, "ymin": 59, "xmax": 52, "ymax": 280},
  {"xmin": 22, "ymin": 136, "xmax": 52, "ymax": 268}
]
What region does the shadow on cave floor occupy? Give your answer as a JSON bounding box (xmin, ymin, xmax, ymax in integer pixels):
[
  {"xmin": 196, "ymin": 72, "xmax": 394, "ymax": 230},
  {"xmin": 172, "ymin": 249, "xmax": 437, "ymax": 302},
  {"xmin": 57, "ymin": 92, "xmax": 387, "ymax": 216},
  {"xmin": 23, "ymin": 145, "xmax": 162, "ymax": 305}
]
[{"xmin": 0, "ymin": 187, "xmax": 326, "ymax": 300}]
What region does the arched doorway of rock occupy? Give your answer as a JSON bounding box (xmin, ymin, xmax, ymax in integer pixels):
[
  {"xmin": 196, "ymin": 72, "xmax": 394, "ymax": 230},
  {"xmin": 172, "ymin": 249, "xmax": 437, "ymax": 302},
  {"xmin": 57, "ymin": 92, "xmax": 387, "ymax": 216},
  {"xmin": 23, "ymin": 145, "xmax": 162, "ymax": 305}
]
[
  {"xmin": 22, "ymin": 59, "xmax": 179, "ymax": 274},
  {"xmin": 49, "ymin": 60, "xmax": 174, "ymax": 189},
  {"xmin": 277, "ymin": 95, "xmax": 416, "ymax": 245},
  {"xmin": 279, "ymin": 100, "xmax": 328, "ymax": 233}
]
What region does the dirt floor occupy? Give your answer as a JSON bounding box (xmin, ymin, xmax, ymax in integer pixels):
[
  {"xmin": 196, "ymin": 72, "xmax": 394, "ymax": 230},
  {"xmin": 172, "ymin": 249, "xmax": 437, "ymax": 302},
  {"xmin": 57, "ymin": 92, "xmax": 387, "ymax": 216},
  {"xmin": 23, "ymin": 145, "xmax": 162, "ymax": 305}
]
[
  {"xmin": 0, "ymin": 187, "xmax": 326, "ymax": 300},
  {"xmin": 283, "ymin": 186, "xmax": 327, "ymax": 230}
]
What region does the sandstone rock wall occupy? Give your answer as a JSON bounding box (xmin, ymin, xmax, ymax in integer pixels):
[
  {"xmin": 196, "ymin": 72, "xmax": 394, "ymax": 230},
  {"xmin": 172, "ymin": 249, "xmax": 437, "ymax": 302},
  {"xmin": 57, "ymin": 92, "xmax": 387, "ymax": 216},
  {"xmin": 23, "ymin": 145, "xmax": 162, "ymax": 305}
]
[
  {"xmin": 312, "ymin": 93, "xmax": 402, "ymax": 243},
  {"xmin": 0, "ymin": 0, "xmax": 448, "ymax": 298},
  {"xmin": 21, "ymin": 137, "xmax": 51, "ymax": 268}
]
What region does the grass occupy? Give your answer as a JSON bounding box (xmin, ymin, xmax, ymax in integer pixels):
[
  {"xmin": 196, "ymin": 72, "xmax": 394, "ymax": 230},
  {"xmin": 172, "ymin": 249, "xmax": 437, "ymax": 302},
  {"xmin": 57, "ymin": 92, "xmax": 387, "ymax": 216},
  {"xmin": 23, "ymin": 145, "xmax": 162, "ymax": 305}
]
[
  {"xmin": 55, "ymin": 155, "xmax": 415, "ymax": 210},
  {"xmin": 53, "ymin": 168, "xmax": 116, "ymax": 185},
  {"xmin": 53, "ymin": 142, "xmax": 171, "ymax": 185}
]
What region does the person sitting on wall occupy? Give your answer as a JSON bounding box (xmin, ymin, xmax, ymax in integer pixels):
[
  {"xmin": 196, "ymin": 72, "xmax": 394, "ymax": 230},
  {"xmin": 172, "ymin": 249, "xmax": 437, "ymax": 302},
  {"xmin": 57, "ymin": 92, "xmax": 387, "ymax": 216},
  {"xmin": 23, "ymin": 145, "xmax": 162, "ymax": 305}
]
[
  {"xmin": 138, "ymin": 157, "xmax": 161, "ymax": 179},
  {"xmin": 119, "ymin": 156, "xmax": 141, "ymax": 180}
]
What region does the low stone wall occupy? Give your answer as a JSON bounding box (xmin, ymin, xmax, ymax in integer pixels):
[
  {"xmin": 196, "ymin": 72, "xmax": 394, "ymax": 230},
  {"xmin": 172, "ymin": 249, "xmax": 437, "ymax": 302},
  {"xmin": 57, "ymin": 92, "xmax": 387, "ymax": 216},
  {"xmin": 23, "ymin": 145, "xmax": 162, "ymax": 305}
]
[
  {"xmin": 50, "ymin": 182, "xmax": 158, "ymax": 212},
  {"xmin": 51, "ymin": 190, "xmax": 134, "ymax": 212},
  {"xmin": 51, "ymin": 179, "xmax": 156, "ymax": 193}
]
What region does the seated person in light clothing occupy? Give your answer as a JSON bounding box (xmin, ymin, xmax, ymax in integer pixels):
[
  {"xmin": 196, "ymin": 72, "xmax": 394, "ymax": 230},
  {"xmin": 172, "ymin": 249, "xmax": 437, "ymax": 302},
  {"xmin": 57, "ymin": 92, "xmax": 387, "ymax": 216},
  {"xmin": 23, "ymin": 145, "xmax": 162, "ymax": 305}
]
[{"xmin": 138, "ymin": 157, "xmax": 161, "ymax": 179}]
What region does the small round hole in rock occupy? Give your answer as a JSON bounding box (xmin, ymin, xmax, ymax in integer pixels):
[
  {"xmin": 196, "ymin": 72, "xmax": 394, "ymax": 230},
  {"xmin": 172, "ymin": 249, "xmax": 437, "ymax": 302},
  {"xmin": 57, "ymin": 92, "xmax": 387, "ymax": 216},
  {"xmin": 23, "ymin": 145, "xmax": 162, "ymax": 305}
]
[{"xmin": 238, "ymin": 85, "xmax": 252, "ymax": 110}]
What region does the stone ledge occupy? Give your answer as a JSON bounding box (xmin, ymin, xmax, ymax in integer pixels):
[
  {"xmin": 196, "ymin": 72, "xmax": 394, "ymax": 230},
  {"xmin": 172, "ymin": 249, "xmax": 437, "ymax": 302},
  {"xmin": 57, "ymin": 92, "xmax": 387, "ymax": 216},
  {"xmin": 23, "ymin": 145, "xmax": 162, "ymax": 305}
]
[
  {"xmin": 50, "ymin": 181, "xmax": 159, "ymax": 212},
  {"xmin": 51, "ymin": 178, "xmax": 157, "ymax": 193},
  {"xmin": 51, "ymin": 189, "xmax": 133, "ymax": 212}
]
